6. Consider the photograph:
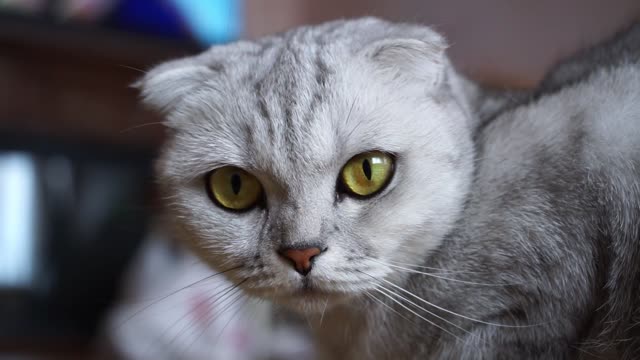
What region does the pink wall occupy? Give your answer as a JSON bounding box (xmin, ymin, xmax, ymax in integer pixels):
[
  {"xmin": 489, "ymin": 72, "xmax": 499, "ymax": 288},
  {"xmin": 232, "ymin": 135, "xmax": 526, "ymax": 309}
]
[{"xmin": 245, "ymin": 0, "xmax": 640, "ymax": 87}]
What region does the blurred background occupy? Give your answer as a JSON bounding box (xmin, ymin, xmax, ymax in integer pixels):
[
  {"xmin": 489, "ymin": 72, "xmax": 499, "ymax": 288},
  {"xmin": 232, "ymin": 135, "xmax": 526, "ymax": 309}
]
[{"xmin": 0, "ymin": 0, "xmax": 639, "ymax": 359}]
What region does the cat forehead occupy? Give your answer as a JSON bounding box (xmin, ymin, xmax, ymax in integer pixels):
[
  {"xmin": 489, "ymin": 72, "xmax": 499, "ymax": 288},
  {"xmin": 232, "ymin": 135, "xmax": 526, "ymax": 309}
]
[
  {"xmin": 139, "ymin": 17, "xmax": 446, "ymax": 114},
  {"xmin": 146, "ymin": 18, "xmax": 450, "ymax": 181},
  {"xmin": 166, "ymin": 68, "xmax": 392, "ymax": 183}
]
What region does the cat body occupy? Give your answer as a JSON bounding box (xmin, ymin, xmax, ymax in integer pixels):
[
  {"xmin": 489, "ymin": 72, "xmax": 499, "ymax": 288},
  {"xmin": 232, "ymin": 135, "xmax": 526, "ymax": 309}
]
[
  {"xmin": 379, "ymin": 30, "xmax": 640, "ymax": 359},
  {"xmin": 139, "ymin": 18, "xmax": 640, "ymax": 359}
]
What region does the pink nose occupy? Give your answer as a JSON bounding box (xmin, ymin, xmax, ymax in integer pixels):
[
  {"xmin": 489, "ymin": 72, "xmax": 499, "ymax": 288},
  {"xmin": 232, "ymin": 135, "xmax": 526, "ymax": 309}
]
[{"xmin": 279, "ymin": 247, "xmax": 322, "ymax": 276}]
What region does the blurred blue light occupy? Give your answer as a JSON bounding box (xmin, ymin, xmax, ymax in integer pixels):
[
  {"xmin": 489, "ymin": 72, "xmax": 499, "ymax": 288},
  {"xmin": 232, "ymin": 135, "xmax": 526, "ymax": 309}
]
[
  {"xmin": 171, "ymin": 0, "xmax": 242, "ymax": 44},
  {"xmin": 0, "ymin": 152, "xmax": 38, "ymax": 288}
]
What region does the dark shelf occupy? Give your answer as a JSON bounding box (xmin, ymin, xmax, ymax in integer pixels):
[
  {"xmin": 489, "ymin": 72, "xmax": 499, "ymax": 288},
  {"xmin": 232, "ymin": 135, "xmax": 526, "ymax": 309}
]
[{"xmin": 0, "ymin": 12, "xmax": 202, "ymax": 66}]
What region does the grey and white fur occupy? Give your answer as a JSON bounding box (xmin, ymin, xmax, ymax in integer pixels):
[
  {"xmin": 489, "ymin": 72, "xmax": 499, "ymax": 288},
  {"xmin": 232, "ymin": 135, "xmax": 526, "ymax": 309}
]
[{"xmin": 138, "ymin": 18, "xmax": 640, "ymax": 359}]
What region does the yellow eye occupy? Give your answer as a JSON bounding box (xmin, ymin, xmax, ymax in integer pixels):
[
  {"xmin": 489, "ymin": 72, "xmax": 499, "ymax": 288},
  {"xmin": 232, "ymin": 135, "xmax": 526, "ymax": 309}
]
[
  {"xmin": 340, "ymin": 151, "xmax": 394, "ymax": 197},
  {"xmin": 206, "ymin": 166, "xmax": 263, "ymax": 211}
]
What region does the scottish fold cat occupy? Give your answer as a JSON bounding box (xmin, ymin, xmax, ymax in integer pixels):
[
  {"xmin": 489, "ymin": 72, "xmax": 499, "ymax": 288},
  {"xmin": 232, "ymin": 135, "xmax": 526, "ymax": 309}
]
[{"xmin": 137, "ymin": 18, "xmax": 640, "ymax": 359}]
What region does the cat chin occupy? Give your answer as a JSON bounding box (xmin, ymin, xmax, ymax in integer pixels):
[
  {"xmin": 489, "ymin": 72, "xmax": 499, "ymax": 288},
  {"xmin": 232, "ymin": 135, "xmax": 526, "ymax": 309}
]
[{"xmin": 270, "ymin": 291, "xmax": 350, "ymax": 314}]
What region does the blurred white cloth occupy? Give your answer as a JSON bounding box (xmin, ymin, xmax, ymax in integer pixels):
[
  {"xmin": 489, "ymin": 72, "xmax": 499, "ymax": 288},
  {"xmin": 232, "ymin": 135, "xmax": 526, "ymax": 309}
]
[{"xmin": 105, "ymin": 225, "xmax": 313, "ymax": 360}]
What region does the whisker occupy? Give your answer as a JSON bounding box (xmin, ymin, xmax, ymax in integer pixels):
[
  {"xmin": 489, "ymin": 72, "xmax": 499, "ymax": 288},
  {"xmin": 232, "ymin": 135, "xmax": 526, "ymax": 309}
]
[
  {"xmin": 319, "ymin": 298, "xmax": 329, "ymax": 328},
  {"xmin": 118, "ymin": 64, "xmax": 148, "ymax": 74},
  {"xmin": 379, "ymin": 277, "xmax": 541, "ymax": 328},
  {"xmin": 343, "ymin": 94, "xmax": 360, "ymax": 135},
  {"xmin": 213, "ymin": 295, "xmax": 250, "ymax": 347},
  {"xmin": 371, "ymin": 287, "xmax": 463, "ymax": 343},
  {"xmin": 373, "ymin": 284, "xmax": 473, "ymax": 337},
  {"xmin": 176, "ymin": 290, "xmax": 244, "ymax": 359},
  {"xmin": 363, "ymin": 291, "xmax": 417, "ymax": 326},
  {"xmin": 371, "ymin": 258, "xmax": 516, "ymax": 286},
  {"xmin": 177, "ymin": 279, "xmax": 248, "ymax": 355},
  {"xmin": 120, "ymin": 121, "xmax": 166, "ymax": 133},
  {"xmin": 163, "ymin": 280, "xmax": 244, "ymax": 350},
  {"xmin": 141, "ymin": 281, "xmax": 234, "ymax": 358},
  {"xmin": 180, "ymin": 292, "xmax": 244, "ymax": 357},
  {"xmin": 383, "ymin": 259, "xmax": 477, "ymax": 275},
  {"xmin": 115, "ymin": 265, "xmax": 243, "ymax": 328},
  {"xmin": 188, "ymin": 291, "xmax": 245, "ymax": 351},
  {"xmin": 304, "ymin": 313, "xmax": 314, "ymax": 331}
]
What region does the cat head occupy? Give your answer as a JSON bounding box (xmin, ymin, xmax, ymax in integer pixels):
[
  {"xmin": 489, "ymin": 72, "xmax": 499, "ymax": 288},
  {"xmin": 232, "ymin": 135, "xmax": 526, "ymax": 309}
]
[{"xmin": 140, "ymin": 18, "xmax": 475, "ymax": 313}]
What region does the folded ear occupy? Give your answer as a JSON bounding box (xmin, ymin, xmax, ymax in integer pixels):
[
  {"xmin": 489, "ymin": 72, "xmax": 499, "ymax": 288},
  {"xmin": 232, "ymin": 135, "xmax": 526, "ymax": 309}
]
[
  {"xmin": 360, "ymin": 27, "xmax": 448, "ymax": 87},
  {"xmin": 134, "ymin": 60, "xmax": 217, "ymax": 114}
]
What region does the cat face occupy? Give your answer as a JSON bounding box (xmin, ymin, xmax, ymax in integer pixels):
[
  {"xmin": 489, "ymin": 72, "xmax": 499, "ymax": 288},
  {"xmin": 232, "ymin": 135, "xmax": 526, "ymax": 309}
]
[{"xmin": 142, "ymin": 18, "xmax": 474, "ymax": 313}]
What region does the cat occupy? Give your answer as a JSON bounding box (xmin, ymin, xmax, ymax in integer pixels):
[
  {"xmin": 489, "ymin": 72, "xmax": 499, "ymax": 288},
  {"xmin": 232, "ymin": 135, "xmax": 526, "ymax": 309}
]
[{"xmin": 137, "ymin": 18, "xmax": 640, "ymax": 359}]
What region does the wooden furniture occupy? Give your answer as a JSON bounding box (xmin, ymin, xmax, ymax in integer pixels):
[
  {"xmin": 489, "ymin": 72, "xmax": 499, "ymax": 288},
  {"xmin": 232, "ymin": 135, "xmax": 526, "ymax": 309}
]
[{"xmin": 0, "ymin": 14, "xmax": 199, "ymax": 149}]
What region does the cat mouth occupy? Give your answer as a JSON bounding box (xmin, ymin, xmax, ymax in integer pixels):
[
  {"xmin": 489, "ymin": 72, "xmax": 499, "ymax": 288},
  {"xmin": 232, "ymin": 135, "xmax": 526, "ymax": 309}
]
[
  {"xmin": 287, "ymin": 283, "xmax": 351, "ymax": 302},
  {"xmin": 277, "ymin": 287, "xmax": 349, "ymax": 312},
  {"xmin": 292, "ymin": 279, "xmax": 345, "ymax": 297},
  {"xmin": 293, "ymin": 287, "xmax": 335, "ymax": 297},
  {"xmin": 243, "ymin": 277, "xmax": 355, "ymax": 307},
  {"xmin": 258, "ymin": 279, "xmax": 347, "ymax": 300},
  {"xmin": 248, "ymin": 280, "xmax": 354, "ymax": 312}
]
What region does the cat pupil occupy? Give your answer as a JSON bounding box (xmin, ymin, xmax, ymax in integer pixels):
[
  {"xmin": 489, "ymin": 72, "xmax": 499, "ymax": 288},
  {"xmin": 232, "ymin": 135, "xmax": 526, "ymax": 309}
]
[
  {"xmin": 230, "ymin": 174, "xmax": 242, "ymax": 195},
  {"xmin": 362, "ymin": 159, "xmax": 372, "ymax": 180}
]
